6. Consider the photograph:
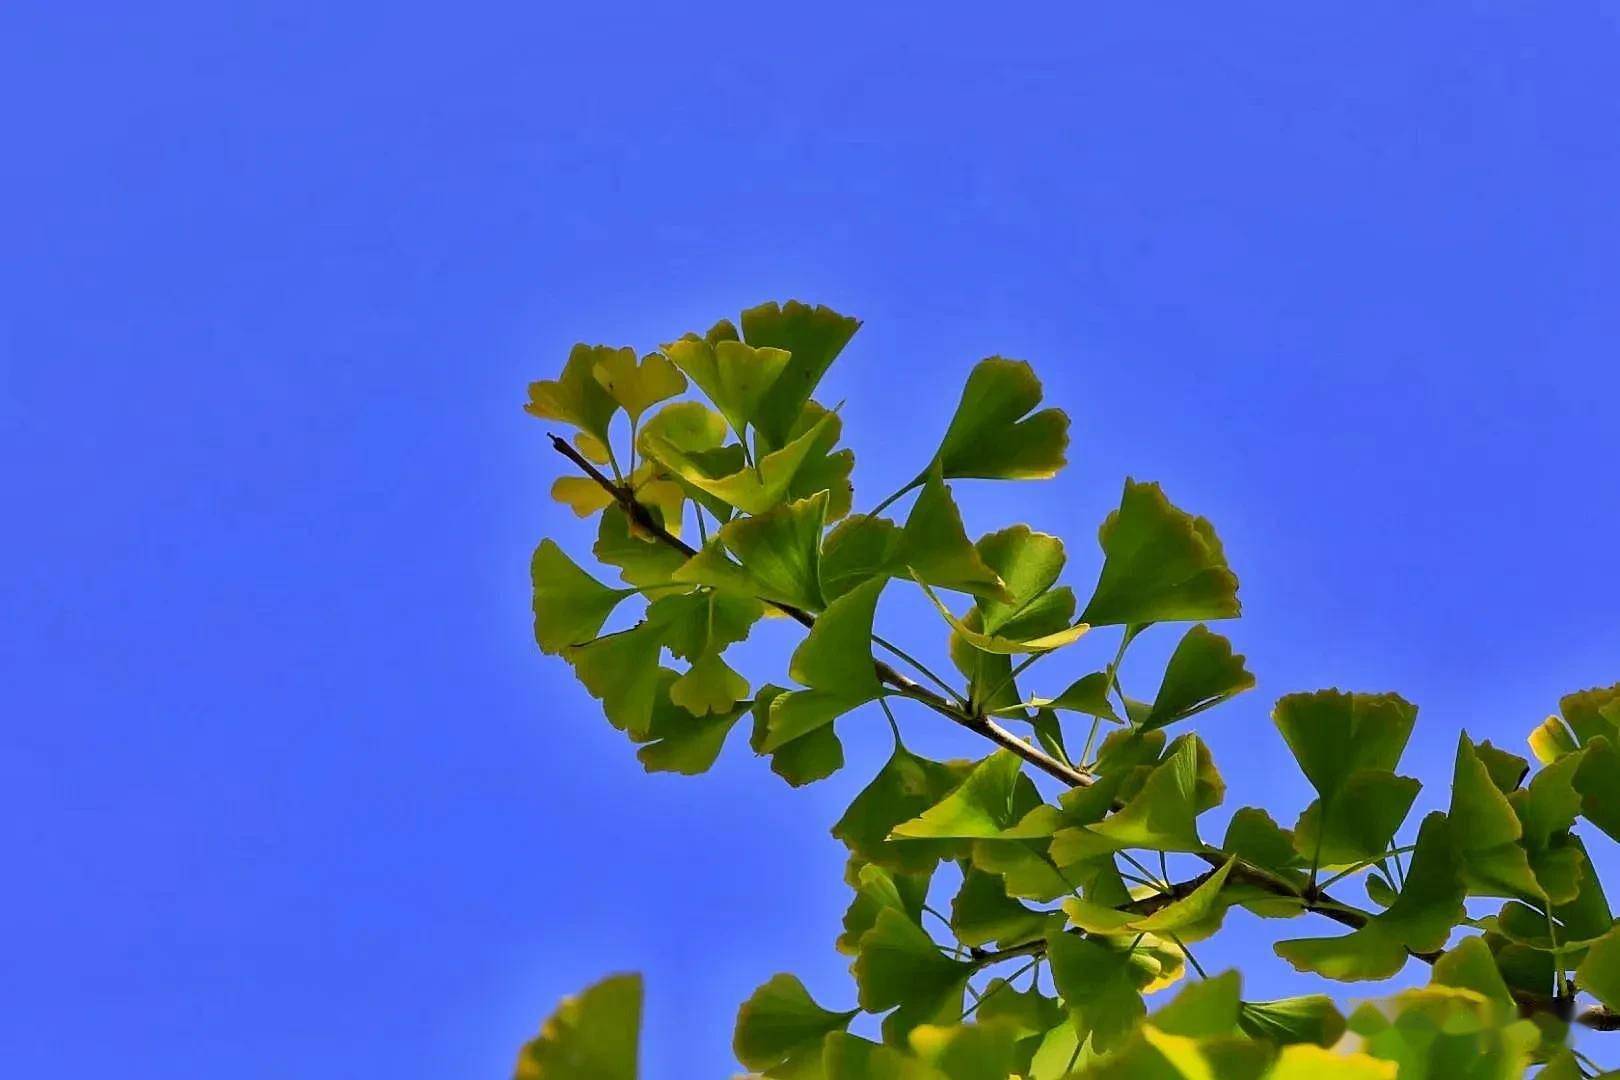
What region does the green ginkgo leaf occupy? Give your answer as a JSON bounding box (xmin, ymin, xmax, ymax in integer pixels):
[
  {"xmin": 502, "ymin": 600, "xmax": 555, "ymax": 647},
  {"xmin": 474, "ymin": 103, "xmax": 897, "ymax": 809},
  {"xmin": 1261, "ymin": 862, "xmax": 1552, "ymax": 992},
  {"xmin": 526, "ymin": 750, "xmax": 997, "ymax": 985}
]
[
  {"xmin": 1430, "ymin": 935, "xmax": 1516, "ymax": 1013},
  {"xmin": 1272, "ymin": 690, "xmax": 1418, "ymax": 802},
  {"xmin": 566, "ymin": 621, "xmax": 666, "ymax": 737},
  {"xmin": 1573, "ymin": 735, "xmax": 1620, "ymax": 844},
  {"xmin": 594, "ymin": 507, "xmax": 690, "ymax": 588},
  {"xmin": 1045, "ymin": 931, "xmax": 1146, "ymax": 1055},
  {"xmin": 973, "ymin": 526, "xmax": 1072, "ymax": 634},
  {"xmin": 1576, "ymin": 927, "xmax": 1620, "ymax": 1012},
  {"xmin": 1293, "ymin": 771, "xmax": 1421, "ymax": 869},
  {"xmin": 915, "ymin": 574, "xmax": 1089, "ymax": 655},
  {"xmin": 634, "ymin": 671, "xmax": 746, "ymax": 775},
  {"xmin": 524, "ymin": 343, "xmax": 622, "ymax": 445},
  {"xmin": 1472, "ymin": 740, "xmax": 1530, "ymax": 793},
  {"xmin": 838, "ymin": 861, "xmax": 932, "ymax": 955},
  {"xmin": 638, "ymin": 401, "xmax": 738, "ymax": 522},
  {"xmin": 1236, "ymin": 995, "xmax": 1346, "ymax": 1047},
  {"xmin": 644, "ymin": 589, "xmax": 763, "ymax": 662},
  {"xmin": 1004, "ymin": 672, "xmax": 1120, "ymax": 724},
  {"xmin": 852, "ymin": 909, "xmax": 973, "ymax": 1041},
  {"xmin": 949, "ymin": 867, "xmax": 1051, "ymax": 947},
  {"xmin": 822, "ymin": 1032, "xmax": 914, "ymax": 1080},
  {"xmin": 721, "ymin": 491, "xmax": 828, "ymax": 611},
  {"xmin": 764, "ymin": 577, "xmax": 887, "ymax": 752},
  {"xmin": 1274, "ymin": 813, "xmax": 1464, "ymax": 981},
  {"xmin": 669, "ymin": 652, "xmax": 750, "ymax": 716},
  {"xmin": 750, "ymin": 686, "xmax": 846, "ymax": 787},
  {"xmin": 662, "ymin": 335, "xmax": 791, "ymax": 440},
  {"xmin": 1449, "ymin": 733, "xmax": 1542, "ymax": 899},
  {"xmin": 512, "ymin": 972, "xmax": 641, "ymax": 1080},
  {"xmin": 530, "ymin": 539, "xmax": 636, "ymax": 654},
  {"xmin": 1142, "ymin": 625, "xmax": 1255, "ymax": 731},
  {"xmin": 1063, "ymin": 858, "xmax": 1237, "ymax": 940},
  {"xmin": 890, "ymin": 751, "xmax": 1045, "ymax": 841},
  {"xmin": 897, "ymin": 469, "xmax": 1007, "ymax": 599},
  {"xmin": 1079, "ymin": 480, "xmax": 1240, "ymax": 627},
  {"xmin": 644, "ymin": 408, "xmax": 837, "ymax": 516},
  {"xmin": 733, "ymin": 974, "xmax": 858, "ymax": 1080},
  {"xmin": 740, "ymin": 300, "xmax": 862, "ymax": 451},
  {"xmin": 592, "ymin": 349, "xmax": 687, "ymax": 421},
  {"xmin": 1528, "ymin": 714, "xmax": 1581, "ymax": 766},
  {"xmin": 780, "ymin": 401, "xmax": 856, "ymax": 521},
  {"xmin": 820, "ymin": 514, "xmax": 904, "ymax": 601},
  {"xmin": 1053, "ymin": 737, "xmax": 1205, "ymax": 858},
  {"xmin": 927, "ymin": 357, "xmax": 1070, "ymax": 481},
  {"xmin": 908, "ymin": 1022, "xmax": 1020, "ymax": 1080},
  {"xmin": 832, "ymin": 745, "xmax": 975, "ymax": 873}
]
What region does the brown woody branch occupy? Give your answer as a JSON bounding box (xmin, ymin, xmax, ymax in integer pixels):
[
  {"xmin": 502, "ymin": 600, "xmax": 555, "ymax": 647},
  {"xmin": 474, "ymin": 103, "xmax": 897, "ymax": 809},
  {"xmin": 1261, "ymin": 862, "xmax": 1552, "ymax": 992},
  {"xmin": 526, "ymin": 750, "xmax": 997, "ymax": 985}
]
[{"xmin": 547, "ymin": 434, "xmax": 1617, "ymax": 1033}]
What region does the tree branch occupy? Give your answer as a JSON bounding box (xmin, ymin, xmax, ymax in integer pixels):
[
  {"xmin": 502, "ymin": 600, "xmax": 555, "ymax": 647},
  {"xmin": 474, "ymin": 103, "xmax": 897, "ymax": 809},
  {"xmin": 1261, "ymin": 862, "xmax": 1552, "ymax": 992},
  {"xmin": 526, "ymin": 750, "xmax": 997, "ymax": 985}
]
[
  {"xmin": 548, "ymin": 433, "xmax": 1091, "ymax": 788},
  {"xmin": 548, "ymin": 433, "xmax": 1616, "ymax": 1034}
]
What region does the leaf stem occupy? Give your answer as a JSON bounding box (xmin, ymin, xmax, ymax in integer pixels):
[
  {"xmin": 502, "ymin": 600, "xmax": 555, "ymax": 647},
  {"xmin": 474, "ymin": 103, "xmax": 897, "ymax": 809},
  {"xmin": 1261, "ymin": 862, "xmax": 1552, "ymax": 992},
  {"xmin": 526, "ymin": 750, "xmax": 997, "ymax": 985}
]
[
  {"xmin": 867, "ymin": 476, "xmax": 922, "ymax": 518},
  {"xmin": 872, "ymin": 634, "xmax": 968, "ymax": 708}
]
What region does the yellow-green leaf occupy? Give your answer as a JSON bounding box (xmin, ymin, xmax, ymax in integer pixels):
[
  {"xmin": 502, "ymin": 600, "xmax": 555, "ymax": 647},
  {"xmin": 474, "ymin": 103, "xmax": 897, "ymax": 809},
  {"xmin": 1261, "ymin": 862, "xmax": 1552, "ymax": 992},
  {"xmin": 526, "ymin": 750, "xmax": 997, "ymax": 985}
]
[
  {"xmin": 531, "ymin": 539, "xmax": 635, "ymax": 654},
  {"xmin": 512, "ymin": 972, "xmax": 641, "ymax": 1080},
  {"xmin": 1079, "ymin": 480, "xmax": 1240, "ymax": 626},
  {"xmin": 524, "ymin": 343, "xmax": 622, "ymax": 444},
  {"xmin": 592, "ymin": 349, "xmax": 686, "ymax": 421},
  {"xmin": 928, "ymin": 357, "xmax": 1069, "ymax": 481}
]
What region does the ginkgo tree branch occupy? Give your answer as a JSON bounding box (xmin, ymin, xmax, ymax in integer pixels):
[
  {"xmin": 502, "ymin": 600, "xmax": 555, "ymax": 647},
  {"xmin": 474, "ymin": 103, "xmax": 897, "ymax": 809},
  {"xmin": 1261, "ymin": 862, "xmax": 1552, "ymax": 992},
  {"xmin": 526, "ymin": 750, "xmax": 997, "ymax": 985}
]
[
  {"xmin": 548, "ymin": 433, "xmax": 1090, "ymax": 787},
  {"xmin": 548, "ymin": 431, "xmax": 1619, "ymax": 1037}
]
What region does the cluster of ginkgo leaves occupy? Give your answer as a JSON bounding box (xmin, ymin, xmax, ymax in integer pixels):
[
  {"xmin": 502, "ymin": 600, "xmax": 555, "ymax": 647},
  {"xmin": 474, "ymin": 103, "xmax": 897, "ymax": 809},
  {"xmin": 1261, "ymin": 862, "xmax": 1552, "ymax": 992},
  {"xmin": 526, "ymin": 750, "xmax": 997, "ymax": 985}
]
[{"xmin": 518, "ymin": 300, "xmax": 1620, "ymax": 1079}]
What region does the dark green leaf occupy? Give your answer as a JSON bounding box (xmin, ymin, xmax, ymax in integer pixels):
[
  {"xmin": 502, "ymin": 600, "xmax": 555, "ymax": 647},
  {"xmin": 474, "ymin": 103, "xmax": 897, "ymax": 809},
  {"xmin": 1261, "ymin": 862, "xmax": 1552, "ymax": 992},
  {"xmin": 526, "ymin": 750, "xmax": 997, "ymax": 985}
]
[
  {"xmin": 512, "ymin": 972, "xmax": 640, "ymax": 1080},
  {"xmin": 734, "ymin": 974, "xmax": 857, "ymax": 1079}
]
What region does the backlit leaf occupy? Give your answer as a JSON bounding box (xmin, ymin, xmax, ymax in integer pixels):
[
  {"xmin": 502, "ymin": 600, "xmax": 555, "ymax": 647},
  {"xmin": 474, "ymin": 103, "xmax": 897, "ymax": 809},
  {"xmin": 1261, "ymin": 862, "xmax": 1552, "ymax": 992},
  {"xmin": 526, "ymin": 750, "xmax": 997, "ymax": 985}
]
[
  {"xmin": 898, "ymin": 469, "xmax": 1006, "ymax": 599},
  {"xmin": 1045, "ymin": 930, "xmax": 1145, "ymax": 1055},
  {"xmin": 1079, "ymin": 480, "xmax": 1240, "ymax": 626},
  {"xmin": 1142, "ymin": 625, "xmax": 1255, "ymax": 731},
  {"xmin": 531, "ymin": 539, "xmax": 635, "ymax": 654},
  {"xmin": 525, "ymin": 343, "xmax": 621, "ymax": 444},
  {"xmin": 764, "ymin": 577, "xmax": 886, "ymax": 751},
  {"xmin": 852, "ymin": 909, "xmax": 972, "ymax": 1042},
  {"xmin": 1237, "ymin": 996, "xmax": 1346, "ymax": 1047},
  {"xmin": 734, "ymin": 974, "xmax": 857, "ymax": 1079},
  {"xmin": 592, "ymin": 349, "xmax": 686, "ymax": 421},
  {"xmin": 928, "ymin": 357, "xmax": 1069, "ymax": 481},
  {"xmin": 644, "ymin": 408, "xmax": 838, "ymax": 516},
  {"xmin": 566, "ymin": 621, "xmax": 665, "ymax": 737},
  {"xmin": 833, "ymin": 746, "xmax": 974, "ymax": 873},
  {"xmin": 512, "ymin": 972, "xmax": 640, "ymax": 1080},
  {"xmin": 740, "ymin": 300, "xmax": 862, "ymax": 451},
  {"xmin": 820, "ymin": 514, "xmax": 903, "ymax": 602}
]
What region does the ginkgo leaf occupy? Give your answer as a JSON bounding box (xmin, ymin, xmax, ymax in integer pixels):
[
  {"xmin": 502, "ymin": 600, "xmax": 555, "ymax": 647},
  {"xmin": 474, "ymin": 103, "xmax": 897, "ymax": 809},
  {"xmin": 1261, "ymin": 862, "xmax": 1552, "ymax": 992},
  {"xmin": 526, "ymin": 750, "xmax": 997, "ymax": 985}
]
[
  {"xmin": 566, "ymin": 621, "xmax": 666, "ymax": 737},
  {"xmin": 1222, "ymin": 808, "xmax": 1304, "ymax": 879},
  {"xmin": 838, "ymin": 861, "xmax": 932, "ymax": 955},
  {"xmin": 1148, "ymin": 970, "xmax": 1242, "ymax": 1039},
  {"xmin": 1577, "ymin": 927, "xmax": 1620, "ymax": 1012},
  {"xmin": 1472, "ymin": 740, "xmax": 1530, "ymax": 793},
  {"xmin": 780, "ymin": 402, "xmax": 856, "ymax": 521},
  {"xmin": 833, "ymin": 746, "xmax": 975, "ymax": 873},
  {"xmin": 822, "ymin": 1032, "xmax": 914, "ymax": 1080},
  {"xmin": 551, "ymin": 475, "xmax": 618, "ymax": 518},
  {"xmin": 820, "ymin": 514, "xmax": 904, "ymax": 601},
  {"xmin": 1528, "ymin": 714, "xmax": 1580, "ymax": 766},
  {"xmin": 1293, "ymin": 771, "xmax": 1421, "ymax": 869},
  {"xmin": 661, "ymin": 335, "xmax": 792, "ymax": 441},
  {"xmin": 1430, "ymin": 935, "xmax": 1516, "ymax": 1013},
  {"xmin": 897, "ymin": 469, "xmax": 1007, "ymax": 599},
  {"xmin": 890, "ymin": 751, "xmax": 1045, "ymax": 841},
  {"xmin": 764, "ymin": 577, "xmax": 887, "ymax": 751},
  {"xmin": 1142, "ymin": 625, "xmax": 1255, "ymax": 731},
  {"xmin": 530, "ymin": 539, "xmax": 635, "ymax": 654},
  {"xmin": 852, "ymin": 909, "xmax": 973, "ymax": 1040},
  {"xmin": 669, "ymin": 652, "xmax": 750, "ymax": 716},
  {"xmin": 525, "ymin": 343, "xmax": 622, "ymax": 444},
  {"xmin": 1237, "ymin": 995, "xmax": 1346, "ymax": 1047},
  {"xmin": 638, "ymin": 400, "xmax": 738, "ymax": 521},
  {"xmin": 927, "ymin": 357, "xmax": 1069, "ymax": 481},
  {"xmin": 1045, "ymin": 931, "xmax": 1145, "ymax": 1055},
  {"xmin": 1274, "ymin": 813, "xmax": 1464, "ymax": 981},
  {"xmin": 634, "ymin": 672, "xmax": 746, "ymax": 775},
  {"xmin": 740, "ymin": 300, "xmax": 862, "ymax": 450},
  {"xmin": 1006, "ymin": 672, "xmax": 1120, "ymax": 723},
  {"xmin": 594, "ymin": 507, "xmax": 689, "ymax": 588},
  {"xmin": 644, "ymin": 408, "xmax": 837, "ymax": 516},
  {"xmin": 915, "ymin": 574, "xmax": 1089, "ymax": 655},
  {"xmin": 1063, "ymin": 858, "xmax": 1237, "ymax": 940},
  {"xmin": 1267, "ymin": 1045, "xmax": 1395, "ymax": 1080},
  {"xmin": 1079, "ymin": 480, "xmax": 1240, "ymax": 627},
  {"xmin": 573, "ymin": 431, "xmax": 612, "ymax": 464},
  {"xmin": 973, "ymin": 526, "xmax": 1072, "ymax": 635},
  {"xmin": 1573, "ymin": 735, "xmax": 1620, "ymax": 844},
  {"xmin": 733, "ymin": 974, "xmax": 857, "ymax": 1079},
  {"xmin": 592, "ymin": 349, "xmax": 686, "ymax": 421},
  {"xmin": 750, "ymin": 686, "xmax": 845, "ymax": 787},
  {"xmin": 645, "ymin": 589, "xmax": 763, "ymax": 662},
  {"xmin": 1560, "ymin": 683, "xmax": 1620, "ymax": 745},
  {"xmin": 512, "ymin": 972, "xmax": 641, "ymax": 1080},
  {"xmin": 908, "ymin": 1022, "xmax": 1019, "ymax": 1080},
  {"xmin": 1449, "ymin": 733, "xmax": 1542, "ymax": 899},
  {"xmin": 949, "ymin": 868, "xmax": 1051, "ymax": 947},
  {"xmin": 1053, "ymin": 737, "xmax": 1205, "ymax": 858},
  {"xmin": 709, "ymin": 490, "xmax": 828, "ymax": 611}
]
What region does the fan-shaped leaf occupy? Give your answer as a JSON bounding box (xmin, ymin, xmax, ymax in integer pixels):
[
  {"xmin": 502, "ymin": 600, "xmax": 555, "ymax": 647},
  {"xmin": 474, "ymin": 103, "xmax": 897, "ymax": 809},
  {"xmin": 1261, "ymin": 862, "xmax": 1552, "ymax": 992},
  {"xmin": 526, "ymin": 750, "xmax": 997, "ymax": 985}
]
[{"xmin": 1080, "ymin": 480, "xmax": 1240, "ymax": 626}]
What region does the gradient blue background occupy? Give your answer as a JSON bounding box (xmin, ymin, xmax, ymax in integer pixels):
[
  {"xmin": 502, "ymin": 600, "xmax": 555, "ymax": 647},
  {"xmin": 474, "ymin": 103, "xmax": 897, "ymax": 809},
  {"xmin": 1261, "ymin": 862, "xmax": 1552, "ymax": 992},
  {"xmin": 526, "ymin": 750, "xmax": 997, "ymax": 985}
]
[{"xmin": 5, "ymin": 3, "xmax": 1618, "ymax": 1076}]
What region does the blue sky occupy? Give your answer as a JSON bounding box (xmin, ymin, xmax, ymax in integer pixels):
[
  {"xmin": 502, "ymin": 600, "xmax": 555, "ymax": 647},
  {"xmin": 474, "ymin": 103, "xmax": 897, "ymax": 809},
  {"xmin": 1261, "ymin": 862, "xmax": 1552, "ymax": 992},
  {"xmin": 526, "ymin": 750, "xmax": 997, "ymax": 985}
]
[{"xmin": 4, "ymin": 3, "xmax": 1619, "ymax": 1077}]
